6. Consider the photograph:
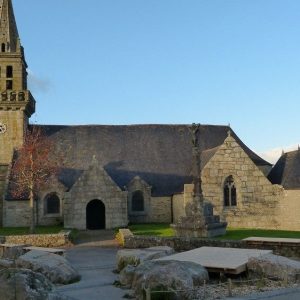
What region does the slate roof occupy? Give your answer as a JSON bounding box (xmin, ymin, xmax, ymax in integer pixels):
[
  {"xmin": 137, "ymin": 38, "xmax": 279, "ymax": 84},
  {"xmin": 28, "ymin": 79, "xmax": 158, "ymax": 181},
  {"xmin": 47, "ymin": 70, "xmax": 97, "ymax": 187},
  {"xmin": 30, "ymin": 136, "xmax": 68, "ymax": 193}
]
[
  {"xmin": 268, "ymin": 149, "xmax": 300, "ymax": 189},
  {"xmin": 6, "ymin": 124, "xmax": 271, "ymax": 199},
  {"xmin": 36, "ymin": 124, "xmax": 271, "ymax": 196}
]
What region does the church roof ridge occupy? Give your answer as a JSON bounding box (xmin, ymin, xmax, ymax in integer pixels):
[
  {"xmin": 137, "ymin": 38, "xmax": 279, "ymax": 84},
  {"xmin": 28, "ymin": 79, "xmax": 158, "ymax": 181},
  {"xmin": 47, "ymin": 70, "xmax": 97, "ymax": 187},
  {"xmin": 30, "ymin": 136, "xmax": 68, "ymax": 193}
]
[{"xmin": 32, "ymin": 123, "xmax": 230, "ymax": 128}]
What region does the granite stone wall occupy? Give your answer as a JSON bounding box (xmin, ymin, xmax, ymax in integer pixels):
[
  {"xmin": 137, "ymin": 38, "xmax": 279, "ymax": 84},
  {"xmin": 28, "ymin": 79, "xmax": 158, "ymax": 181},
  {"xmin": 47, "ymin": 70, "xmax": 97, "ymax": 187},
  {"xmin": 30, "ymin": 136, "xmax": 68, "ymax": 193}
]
[
  {"xmin": 172, "ymin": 194, "xmax": 184, "ymax": 223},
  {"xmin": 124, "ymin": 236, "xmax": 300, "ymax": 258},
  {"xmin": 3, "ymin": 200, "xmax": 31, "ymax": 227},
  {"xmin": 171, "ymin": 135, "xmax": 293, "ymax": 230},
  {"xmin": 127, "ymin": 176, "xmax": 152, "ymax": 223},
  {"xmin": 0, "ymin": 111, "xmax": 27, "ymax": 165},
  {"xmin": 278, "ymin": 190, "xmax": 300, "ymax": 231},
  {"xmin": 64, "ymin": 162, "xmax": 128, "ymax": 230},
  {"xmin": 150, "ymin": 197, "xmax": 172, "ymax": 223},
  {"xmin": 201, "ymin": 135, "xmax": 283, "ymax": 229},
  {"xmin": 2, "ymin": 232, "xmax": 71, "ymax": 247}
]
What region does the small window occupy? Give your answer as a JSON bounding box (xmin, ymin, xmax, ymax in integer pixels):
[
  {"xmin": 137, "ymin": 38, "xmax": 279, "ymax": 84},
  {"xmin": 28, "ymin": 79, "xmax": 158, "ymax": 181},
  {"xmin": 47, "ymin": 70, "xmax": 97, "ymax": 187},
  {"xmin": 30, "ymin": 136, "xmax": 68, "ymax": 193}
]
[
  {"xmin": 1, "ymin": 43, "xmax": 5, "ymax": 52},
  {"xmin": 6, "ymin": 80, "xmax": 12, "ymax": 90},
  {"xmin": 45, "ymin": 193, "xmax": 60, "ymax": 215},
  {"xmin": 6, "ymin": 66, "xmax": 13, "ymax": 78},
  {"xmin": 224, "ymin": 175, "xmax": 237, "ymax": 207},
  {"xmin": 131, "ymin": 190, "xmax": 144, "ymax": 212}
]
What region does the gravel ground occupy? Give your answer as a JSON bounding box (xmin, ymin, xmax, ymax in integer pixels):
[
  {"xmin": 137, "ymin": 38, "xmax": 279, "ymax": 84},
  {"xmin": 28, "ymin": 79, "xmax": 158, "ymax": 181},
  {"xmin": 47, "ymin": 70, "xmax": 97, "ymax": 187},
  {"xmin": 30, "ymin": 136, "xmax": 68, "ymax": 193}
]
[
  {"xmin": 193, "ymin": 279, "xmax": 300, "ymax": 300},
  {"xmin": 141, "ymin": 279, "xmax": 300, "ymax": 300}
]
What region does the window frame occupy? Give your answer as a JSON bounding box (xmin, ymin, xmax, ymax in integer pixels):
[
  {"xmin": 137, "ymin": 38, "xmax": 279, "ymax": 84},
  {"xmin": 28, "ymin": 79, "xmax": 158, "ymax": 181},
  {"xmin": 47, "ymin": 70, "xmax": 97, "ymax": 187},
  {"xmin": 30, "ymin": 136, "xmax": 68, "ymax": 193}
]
[
  {"xmin": 223, "ymin": 175, "xmax": 237, "ymax": 208},
  {"xmin": 44, "ymin": 193, "xmax": 61, "ymax": 216},
  {"xmin": 131, "ymin": 190, "xmax": 145, "ymax": 212}
]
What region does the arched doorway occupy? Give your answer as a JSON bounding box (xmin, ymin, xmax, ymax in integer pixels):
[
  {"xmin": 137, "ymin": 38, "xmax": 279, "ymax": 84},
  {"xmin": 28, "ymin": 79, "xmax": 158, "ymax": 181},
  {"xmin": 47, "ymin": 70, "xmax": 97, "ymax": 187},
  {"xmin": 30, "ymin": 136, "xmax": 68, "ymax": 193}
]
[{"xmin": 86, "ymin": 200, "xmax": 105, "ymax": 230}]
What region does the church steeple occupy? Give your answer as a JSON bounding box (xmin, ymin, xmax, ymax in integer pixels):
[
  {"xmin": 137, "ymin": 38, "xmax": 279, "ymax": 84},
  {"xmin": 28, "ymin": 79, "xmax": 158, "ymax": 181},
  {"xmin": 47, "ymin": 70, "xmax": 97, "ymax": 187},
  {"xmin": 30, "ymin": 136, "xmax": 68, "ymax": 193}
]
[
  {"xmin": 0, "ymin": 0, "xmax": 35, "ymax": 165},
  {"xmin": 0, "ymin": 0, "xmax": 20, "ymax": 53}
]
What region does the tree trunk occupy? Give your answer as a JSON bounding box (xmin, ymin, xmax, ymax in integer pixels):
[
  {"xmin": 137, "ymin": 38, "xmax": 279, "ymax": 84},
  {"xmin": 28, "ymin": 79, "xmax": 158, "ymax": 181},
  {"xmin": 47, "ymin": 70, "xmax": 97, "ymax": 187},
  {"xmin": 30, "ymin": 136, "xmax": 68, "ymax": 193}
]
[
  {"xmin": 29, "ymin": 152, "xmax": 35, "ymax": 234},
  {"xmin": 29, "ymin": 188, "xmax": 35, "ymax": 234}
]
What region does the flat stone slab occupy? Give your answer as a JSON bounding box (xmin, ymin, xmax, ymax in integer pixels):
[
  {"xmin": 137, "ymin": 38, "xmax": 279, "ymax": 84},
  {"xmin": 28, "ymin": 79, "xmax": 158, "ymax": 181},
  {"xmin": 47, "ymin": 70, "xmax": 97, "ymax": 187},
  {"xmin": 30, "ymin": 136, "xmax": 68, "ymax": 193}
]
[
  {"xmin": 157, "ymin": 247, "xmax": 272, "ymax": 274},
  {"xmin": 244, "ymin": 237, "xmax": 300, "ymax": 244},
  {"xmin": 23, "ymin": 246, "xmax": 66, "ymax": 256}
]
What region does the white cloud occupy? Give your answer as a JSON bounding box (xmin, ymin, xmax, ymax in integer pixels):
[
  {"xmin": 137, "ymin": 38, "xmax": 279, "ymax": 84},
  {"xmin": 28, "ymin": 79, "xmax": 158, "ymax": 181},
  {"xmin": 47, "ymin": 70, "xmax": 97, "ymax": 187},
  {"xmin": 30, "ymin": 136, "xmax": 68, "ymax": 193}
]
[
  {"xmin": 27, "ymin": 69, "xmax": 51, "ymax": 93},
  {"xmin": 258, "ymin": 144, "xmax": 299, "ymax": 165}
]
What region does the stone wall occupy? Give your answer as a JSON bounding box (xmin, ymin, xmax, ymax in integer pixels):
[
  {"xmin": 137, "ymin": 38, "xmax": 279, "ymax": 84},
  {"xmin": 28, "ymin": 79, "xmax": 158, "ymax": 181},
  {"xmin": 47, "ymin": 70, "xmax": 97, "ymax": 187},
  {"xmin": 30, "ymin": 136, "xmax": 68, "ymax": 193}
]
[
  {"xmin": 127, "ymin": 176, "xmax": 152, "ymax": 223},
  {"xmin": 1, "ymin": 232, "xmax": 71, "ymax": 247},
  {"xmin": 172, "ymin": 194, "xmax": 184, "ymax": 223},
  {"xmin": 3, "ymin": 200, "xmax": 31, "ymax": 227},
  {"xmin": 37, "ymin": 185, "xmax": 65, "ymax": 227},
  {"xmin": 124, "ymin": 236, "xmax": 300, "ymax": 258},
  {"xmin": 278, "ymin": 190, "xmax": 300, "ymax": 231},
  {"xmin": 64, "ymin": 162, "xmax": 128, "ymax": 230},
  {"xmin": 150, "ymin": 197, "xmax": 172, "ymax": 223},
  {"xmin": 0, "ymin": 110, "xmax": 27, "ymax": 165},
  {"xmin": 201, "ymin": 135, "xmax": 283, "ymax": 229},
  {"xmin": 172, "ymin": 136, "xmax": 286, "ymax": 230}
]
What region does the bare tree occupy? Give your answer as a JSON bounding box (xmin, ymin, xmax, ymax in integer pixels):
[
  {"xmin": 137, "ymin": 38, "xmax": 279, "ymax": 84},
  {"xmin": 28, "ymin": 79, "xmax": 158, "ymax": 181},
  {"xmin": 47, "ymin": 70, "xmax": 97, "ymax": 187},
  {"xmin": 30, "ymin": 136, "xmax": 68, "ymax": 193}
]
[{"xmin": 10, "ymin": 127, "xmax": 62, "ymax": 233}]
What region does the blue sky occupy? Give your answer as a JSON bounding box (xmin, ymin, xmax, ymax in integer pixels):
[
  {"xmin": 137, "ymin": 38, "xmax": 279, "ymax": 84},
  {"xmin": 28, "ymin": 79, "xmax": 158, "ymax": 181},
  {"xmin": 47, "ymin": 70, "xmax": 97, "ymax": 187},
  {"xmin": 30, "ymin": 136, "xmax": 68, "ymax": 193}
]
[{"xmin": 14, "ymin": 0, "xmax": 299, "ymax": 161}]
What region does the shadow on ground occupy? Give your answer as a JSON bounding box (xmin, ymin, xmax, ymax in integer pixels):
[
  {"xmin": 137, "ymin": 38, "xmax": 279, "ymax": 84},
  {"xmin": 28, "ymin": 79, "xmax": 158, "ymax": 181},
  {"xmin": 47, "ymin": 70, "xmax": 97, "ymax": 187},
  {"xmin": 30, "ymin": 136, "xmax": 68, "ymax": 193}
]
[{"xmin": 73, "ymin": 230, "xmax": 119, "ymax": 248}]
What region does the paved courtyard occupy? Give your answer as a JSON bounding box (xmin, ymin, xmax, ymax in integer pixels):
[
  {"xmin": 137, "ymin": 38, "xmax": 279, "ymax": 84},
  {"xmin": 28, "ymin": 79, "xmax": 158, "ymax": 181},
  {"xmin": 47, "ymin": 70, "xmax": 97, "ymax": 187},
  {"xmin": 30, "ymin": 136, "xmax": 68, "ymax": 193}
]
[
  {"xmin": 53, "ymin": 231, "xmax": 126, "ymax": 300},
  {"xmin": 51, "ymin": 230, "xmax": 300, "ymax": 300}
]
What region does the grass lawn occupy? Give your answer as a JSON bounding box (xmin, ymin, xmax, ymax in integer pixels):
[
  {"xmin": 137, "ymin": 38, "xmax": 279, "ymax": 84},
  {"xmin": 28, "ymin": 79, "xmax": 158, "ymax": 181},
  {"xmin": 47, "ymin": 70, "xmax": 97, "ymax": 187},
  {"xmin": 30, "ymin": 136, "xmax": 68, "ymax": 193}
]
[
  {"xmin": 0, "ymin": 225, "xmax": 64, "ymax": 236},
  {"xmin": 218, "ymin": 228, "xmax": 300, "ymax": 240},
  {"xmin": 128, "ymin": 223, "xmax": 300, "ymax": 240},
  {"xmin": 128, "ymin": 223, "xmax": 175, "ymax": 237}
]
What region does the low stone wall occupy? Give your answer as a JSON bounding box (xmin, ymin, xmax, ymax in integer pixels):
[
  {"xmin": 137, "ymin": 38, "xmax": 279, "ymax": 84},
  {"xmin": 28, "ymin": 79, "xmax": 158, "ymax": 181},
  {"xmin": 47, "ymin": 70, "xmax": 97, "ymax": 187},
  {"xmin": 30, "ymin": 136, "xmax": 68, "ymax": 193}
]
[
  {"xmin": 0, "ymin": 231, "xmax": 71, "ymax": 247},
  {"xmin": 124, "ymin": 236, "xmax": 300, "ymax": 258}
]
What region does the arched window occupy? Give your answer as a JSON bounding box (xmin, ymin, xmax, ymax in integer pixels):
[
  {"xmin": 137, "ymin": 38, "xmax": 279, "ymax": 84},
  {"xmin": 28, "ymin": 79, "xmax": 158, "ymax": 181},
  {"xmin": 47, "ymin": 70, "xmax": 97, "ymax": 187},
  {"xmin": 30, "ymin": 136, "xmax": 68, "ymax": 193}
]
[
  {"xmin": 224, "ymin": 176, "xmax": 237, "ymax": 207},
  {"xmin": 131, "ymin": 190, "xmax": 144, "ymax": 212},
  {"xmin": 44, "ymin": 193, "xmax": 60, "ymax": 215},
  {"xmin": 1, "ymin": 43, "xmax": 5, "ymax": 52}
]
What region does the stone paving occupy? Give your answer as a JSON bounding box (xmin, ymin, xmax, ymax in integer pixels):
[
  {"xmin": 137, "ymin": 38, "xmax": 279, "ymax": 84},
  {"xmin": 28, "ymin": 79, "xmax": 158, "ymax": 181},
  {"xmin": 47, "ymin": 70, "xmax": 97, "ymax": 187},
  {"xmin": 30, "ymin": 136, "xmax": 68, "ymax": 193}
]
[
  {"xmin": 50, "ymin": 231, "xmax": 300, "ymax": 300},
  {"xmin": 52, "ymin": 231, "xmax": 126, "ymax": 300}
]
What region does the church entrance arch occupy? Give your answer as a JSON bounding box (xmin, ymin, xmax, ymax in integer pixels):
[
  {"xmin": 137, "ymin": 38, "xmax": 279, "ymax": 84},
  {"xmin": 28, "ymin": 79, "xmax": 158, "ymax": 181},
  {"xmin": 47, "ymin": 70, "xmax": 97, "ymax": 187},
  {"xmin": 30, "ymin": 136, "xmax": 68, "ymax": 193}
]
[{"xmin": 86, "ymin": 200, "xmax": 106, "ymax": 230}]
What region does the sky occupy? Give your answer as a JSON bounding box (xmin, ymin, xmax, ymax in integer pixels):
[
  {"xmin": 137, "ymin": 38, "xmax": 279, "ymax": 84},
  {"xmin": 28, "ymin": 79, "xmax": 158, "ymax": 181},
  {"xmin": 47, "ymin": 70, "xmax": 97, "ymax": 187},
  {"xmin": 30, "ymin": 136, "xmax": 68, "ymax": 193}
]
[{"xmin": 13, "ymin": 0, "xmax": 299, "ymax": 163}]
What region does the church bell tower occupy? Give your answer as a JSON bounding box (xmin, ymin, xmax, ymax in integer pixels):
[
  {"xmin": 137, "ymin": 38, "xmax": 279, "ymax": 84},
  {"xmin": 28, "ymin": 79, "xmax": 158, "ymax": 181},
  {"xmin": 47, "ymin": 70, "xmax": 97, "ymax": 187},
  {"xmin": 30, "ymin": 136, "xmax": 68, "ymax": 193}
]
[{"xmin": 0, "ymin": 0, "xmax": 35, "ymax": 165}]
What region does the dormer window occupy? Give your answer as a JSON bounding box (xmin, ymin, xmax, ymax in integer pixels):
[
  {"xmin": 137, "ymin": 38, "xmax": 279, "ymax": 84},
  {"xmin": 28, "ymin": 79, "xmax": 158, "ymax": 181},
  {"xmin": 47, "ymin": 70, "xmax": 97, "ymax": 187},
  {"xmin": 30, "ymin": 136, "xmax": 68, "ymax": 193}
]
[{"xmin": 224, "ymin": 175, "xmax": 237, "ymax": 207}]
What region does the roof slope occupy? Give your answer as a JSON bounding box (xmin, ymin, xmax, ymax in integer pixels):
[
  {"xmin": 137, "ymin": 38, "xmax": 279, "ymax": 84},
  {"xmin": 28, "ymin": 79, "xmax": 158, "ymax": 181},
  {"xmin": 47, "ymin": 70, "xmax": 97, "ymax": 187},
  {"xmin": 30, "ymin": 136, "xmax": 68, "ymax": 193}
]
[
  {"xmin": 27, "ymin": 124, "xmax": 269, "ymax": 197},
  {"xmin": 268, "ymin": 149, "xmax": 300, "ymax": 189}
]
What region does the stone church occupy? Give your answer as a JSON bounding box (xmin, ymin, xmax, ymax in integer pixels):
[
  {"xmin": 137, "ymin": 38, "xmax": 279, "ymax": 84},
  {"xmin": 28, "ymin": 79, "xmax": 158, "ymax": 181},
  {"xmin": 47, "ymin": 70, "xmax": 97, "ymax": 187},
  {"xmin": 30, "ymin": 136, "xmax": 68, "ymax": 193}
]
[{"xmin": 0, "ymin": 0, "xmax": 299, "ymax": 231}]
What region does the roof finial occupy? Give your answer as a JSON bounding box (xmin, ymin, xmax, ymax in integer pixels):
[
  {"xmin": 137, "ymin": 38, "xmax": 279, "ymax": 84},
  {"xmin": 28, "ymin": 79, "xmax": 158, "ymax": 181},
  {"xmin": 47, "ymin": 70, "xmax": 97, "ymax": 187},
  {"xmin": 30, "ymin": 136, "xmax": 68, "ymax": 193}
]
[
  {"xmin": 227, "ymin": 129, "xmax": 231, "ymax": 137},
  {"xmin": 92, "ymin": 155, "xmax": 98, "ymax": 164},
  {"xmin": 227, "ymin": 123, "xmax": 231, "ymax": 137},
  {"xmin": 281, "ymin": 149, "xmax": 285, "ymax": 156}
]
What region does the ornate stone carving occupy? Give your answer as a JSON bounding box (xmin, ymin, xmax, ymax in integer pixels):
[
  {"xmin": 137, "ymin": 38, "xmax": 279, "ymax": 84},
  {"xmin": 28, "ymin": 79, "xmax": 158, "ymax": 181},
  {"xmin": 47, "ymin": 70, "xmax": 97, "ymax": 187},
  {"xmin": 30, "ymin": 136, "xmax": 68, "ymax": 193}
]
[{"xmin": 0, "ymin": 123, "xmax": 7, "ymax": 134}]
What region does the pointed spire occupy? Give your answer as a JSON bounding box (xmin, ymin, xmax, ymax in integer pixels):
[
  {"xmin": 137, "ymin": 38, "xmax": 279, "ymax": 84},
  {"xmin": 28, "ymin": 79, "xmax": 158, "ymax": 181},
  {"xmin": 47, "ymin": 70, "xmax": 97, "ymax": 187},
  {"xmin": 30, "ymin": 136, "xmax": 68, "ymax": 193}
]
[{"xmin": 0, "ymin": 0, "xmax": 20, "ymax": 52}]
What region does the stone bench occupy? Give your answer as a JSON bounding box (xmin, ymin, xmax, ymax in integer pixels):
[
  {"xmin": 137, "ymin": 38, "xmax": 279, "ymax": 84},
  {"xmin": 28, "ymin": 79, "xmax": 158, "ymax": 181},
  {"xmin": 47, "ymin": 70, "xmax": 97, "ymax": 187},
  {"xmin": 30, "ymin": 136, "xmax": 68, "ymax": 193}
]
[{"xmin": 23, "ymin": 246, "xmax": 66, "ymax": 256}]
